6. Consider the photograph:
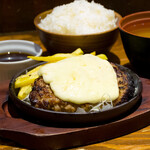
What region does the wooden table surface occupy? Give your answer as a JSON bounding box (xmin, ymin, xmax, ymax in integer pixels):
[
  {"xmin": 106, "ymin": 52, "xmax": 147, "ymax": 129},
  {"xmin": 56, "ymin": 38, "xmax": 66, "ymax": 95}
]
[{"xmin": 0, "ymin": 31, "xmax": 150, "ymax": 150}]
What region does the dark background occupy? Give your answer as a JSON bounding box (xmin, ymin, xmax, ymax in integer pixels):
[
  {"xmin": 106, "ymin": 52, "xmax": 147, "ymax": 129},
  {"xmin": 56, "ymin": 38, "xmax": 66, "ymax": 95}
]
[{"xmin": 0, "ymin": 0, "xmax": 149, "ymax": 33}]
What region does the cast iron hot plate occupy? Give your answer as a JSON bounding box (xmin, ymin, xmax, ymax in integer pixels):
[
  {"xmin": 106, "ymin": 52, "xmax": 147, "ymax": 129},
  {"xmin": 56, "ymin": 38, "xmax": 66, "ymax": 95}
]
[{"xmin": 9, "ymin": 63, "xmax": 142, "ymax": 126}]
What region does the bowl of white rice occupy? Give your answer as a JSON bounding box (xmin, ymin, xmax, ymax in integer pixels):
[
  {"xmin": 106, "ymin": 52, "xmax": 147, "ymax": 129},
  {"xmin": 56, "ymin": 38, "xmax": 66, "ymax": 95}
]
[{"xmin": 34, "ymin": 0, "xmax": 122, "ymax": 54}]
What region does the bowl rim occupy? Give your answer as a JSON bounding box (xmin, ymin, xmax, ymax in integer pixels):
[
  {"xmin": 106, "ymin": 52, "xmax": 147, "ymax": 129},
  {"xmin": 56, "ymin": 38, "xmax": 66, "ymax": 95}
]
[
  {"xmin": 119, "ymin": 11, "xmax": 150, "ymax": 39},
  {"xmin": 34, "ymin": 9, "xmax": 122, "ymax": 37},
  {"xmin": 0, "ymin": 40, "xmax": 43, "ymax": 65}
]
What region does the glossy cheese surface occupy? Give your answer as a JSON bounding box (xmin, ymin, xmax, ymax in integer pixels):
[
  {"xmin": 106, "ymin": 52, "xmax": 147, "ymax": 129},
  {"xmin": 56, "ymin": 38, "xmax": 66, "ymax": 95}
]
[{"xmin": 38, "ymin": 54, "xmax": 119, "ymax": 104}]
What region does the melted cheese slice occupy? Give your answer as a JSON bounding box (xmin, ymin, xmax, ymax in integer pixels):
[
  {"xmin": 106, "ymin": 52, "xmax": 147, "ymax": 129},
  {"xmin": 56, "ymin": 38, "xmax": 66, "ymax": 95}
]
[{"xmin": 38, "ymin": 54, "xmax": 119, "ymax": 104}]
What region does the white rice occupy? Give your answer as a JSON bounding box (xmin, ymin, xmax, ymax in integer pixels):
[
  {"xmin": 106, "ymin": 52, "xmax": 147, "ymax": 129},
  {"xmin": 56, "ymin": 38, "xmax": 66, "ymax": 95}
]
[{"xmin": 39, "ymin": 0, "xmax": 117, "ymax": 35}]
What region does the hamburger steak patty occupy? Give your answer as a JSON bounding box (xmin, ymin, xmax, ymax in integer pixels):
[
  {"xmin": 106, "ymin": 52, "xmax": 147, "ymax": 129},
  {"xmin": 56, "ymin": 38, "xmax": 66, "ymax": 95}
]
[{"xmin": 29, "ymin": 63, "xmax": 135, "ymax": 112}]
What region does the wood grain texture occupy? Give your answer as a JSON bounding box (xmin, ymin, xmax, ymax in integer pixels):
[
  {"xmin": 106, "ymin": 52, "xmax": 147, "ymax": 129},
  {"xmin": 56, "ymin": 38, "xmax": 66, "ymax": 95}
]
[{"xmin": 0, "ymin": 31, "xmax": 150, "ymax": 150}]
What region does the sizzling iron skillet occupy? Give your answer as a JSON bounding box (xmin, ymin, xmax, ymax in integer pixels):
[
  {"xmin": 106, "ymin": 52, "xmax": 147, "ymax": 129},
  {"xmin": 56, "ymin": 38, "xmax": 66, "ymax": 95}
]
[{"xmin": 9, "ymin": 63, "xmax": 142, "ymax": 127}]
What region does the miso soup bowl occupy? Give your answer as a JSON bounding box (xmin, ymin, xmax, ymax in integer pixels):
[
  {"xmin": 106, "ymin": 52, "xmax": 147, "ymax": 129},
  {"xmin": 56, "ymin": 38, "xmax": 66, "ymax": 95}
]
[
  {"xmin": 34, "ymin": 9, "xmax": 122, "ymax": 54},
  {"xmin": 119, "ymin": 11, "xmax": 150, "ymax": 77}
]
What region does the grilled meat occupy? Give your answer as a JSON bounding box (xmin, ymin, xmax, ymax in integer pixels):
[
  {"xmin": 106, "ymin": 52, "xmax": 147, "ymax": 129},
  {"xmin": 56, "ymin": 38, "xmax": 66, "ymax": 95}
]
[
  {"xmin": 111, "ymin": 63, "xmax": 135, "ymax": 106},
  {"xmin": 29, "ymin": 64, "xmax": 135, "ymax": 112}
]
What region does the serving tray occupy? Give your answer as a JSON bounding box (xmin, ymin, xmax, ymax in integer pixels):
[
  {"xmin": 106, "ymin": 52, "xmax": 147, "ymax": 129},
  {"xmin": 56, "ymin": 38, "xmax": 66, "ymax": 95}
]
[{"xmin": 0, "ymin": 78, "xmax": 150, "ymax": 150}]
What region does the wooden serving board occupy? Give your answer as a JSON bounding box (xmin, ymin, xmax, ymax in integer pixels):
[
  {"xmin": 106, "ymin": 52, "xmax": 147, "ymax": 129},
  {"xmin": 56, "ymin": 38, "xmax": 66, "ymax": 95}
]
[{"xmin": 0, "ymin": 78, "xmax": 150, "ymax": 150}]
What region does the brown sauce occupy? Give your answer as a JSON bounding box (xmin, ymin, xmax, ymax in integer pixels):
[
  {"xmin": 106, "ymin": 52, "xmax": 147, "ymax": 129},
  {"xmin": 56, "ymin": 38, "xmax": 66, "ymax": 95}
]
[
  {"xmin": 124, "ymin": 19, "xmax": 150, "ymax": 38},
  {"xmin": 0, "ymin": 52, "xmax": 33, "ymax": 62}
]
